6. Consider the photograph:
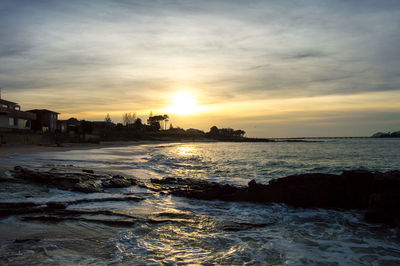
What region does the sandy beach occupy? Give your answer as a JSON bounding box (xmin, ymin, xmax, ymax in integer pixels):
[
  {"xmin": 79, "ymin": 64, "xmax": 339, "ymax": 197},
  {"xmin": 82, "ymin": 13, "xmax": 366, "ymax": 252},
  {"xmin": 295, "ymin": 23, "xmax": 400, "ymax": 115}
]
[
  {"xmin": 0, "ymin": 142, "xmax": 131, "ymax": 158},
  {"xmin": 0, "ymin": 143, "xmax": 101, "ymax": 175},
  {"xmin": 0, "ymin": 142, "xmax": 149, "ymax": 175},
  {"xmin": 0, "ymin": 141, "xmax": 167, "ymax": 159}
]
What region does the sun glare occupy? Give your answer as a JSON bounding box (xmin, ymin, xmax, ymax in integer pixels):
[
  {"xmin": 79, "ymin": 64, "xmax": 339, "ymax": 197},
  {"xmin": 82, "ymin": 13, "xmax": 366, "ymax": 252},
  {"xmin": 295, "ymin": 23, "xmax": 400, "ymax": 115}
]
[{"xmin": 167, "ymin": 91, "xmax": 204, "ymax": 115}]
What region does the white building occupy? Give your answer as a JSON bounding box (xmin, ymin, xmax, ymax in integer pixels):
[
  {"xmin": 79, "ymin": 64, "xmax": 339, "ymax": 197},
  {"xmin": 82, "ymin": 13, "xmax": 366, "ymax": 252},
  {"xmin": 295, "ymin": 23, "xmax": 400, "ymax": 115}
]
[{"xmin": 0, "ymin": 99, "xmax": 36, "ymax": 130}]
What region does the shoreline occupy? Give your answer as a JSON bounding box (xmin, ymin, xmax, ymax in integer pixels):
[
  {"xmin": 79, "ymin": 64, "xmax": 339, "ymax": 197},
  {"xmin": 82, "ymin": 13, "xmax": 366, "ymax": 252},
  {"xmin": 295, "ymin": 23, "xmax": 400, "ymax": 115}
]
[
  {"xmin": 0, "ymin": 141, "xmax": 155, "ymax": 173},
  {"xmin": 0, "ymin": 140, "xmax": 217, "ymax": 173},
  {"xmin": 0, "ymin": 140, "xmax": 184, "ymax": 159},
  {"xmin": 0, "ymin": 142, "xmax": 132, "ymax": 159}
]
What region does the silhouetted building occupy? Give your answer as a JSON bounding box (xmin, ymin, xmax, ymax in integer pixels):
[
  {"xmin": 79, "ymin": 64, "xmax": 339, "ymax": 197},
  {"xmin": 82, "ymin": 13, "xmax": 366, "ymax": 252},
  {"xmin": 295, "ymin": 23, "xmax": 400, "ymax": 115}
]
[
  {"xmin": 91, "ymin": 121, "xmax": 116, "ymax": 129},
  {"xmin": 0, "ymin": 99, "xmax": 36, "ymax": 130},
  {"xmin": 58, "ymin": 117, "xmax": 81, "ymax": 133},
  {"xmin": 28, "ymin": 109, "xmax": 59, "ymax": 132},
  {"xmin": 57, "ymin": 120, "xmax": 68, "ymax": 133}
]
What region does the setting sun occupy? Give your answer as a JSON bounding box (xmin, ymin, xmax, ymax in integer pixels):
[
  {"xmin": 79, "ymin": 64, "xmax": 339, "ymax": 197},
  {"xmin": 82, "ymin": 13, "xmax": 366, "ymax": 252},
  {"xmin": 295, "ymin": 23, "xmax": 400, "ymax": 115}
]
[{"xmin": 166, "ymin": 91, "xmax": 204, "ymax": 115}]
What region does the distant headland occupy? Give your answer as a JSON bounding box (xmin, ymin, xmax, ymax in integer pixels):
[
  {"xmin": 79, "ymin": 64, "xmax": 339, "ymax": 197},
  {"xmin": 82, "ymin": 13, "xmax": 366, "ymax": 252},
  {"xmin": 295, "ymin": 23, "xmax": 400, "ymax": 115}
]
[{"xmin": 371, "ymin": 131, "xmax": 400, "ymax": 138}]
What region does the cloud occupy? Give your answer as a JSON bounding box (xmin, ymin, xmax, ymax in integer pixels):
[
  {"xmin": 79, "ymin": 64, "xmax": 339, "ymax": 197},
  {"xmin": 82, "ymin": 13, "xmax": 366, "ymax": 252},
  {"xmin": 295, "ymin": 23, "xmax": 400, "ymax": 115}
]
[{"xmin": 1, "ymin": 0, "xmax": 400, "ymax": 136}]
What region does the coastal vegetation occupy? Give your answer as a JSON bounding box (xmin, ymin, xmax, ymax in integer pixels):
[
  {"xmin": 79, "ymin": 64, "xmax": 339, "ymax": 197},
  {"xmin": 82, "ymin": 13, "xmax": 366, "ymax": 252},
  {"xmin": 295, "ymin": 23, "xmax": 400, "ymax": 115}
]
[{"xmin": 39, "ymin": 113, "xmax": 264, "ymax": 144}]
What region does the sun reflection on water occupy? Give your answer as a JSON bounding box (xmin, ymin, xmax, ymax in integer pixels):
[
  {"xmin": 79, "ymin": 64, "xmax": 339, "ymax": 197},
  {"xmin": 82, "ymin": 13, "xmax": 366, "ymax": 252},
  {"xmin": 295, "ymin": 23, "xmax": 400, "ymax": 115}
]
[{"xmin": 175, "ymin": 145, "xmax": 197, "ymax": 157}]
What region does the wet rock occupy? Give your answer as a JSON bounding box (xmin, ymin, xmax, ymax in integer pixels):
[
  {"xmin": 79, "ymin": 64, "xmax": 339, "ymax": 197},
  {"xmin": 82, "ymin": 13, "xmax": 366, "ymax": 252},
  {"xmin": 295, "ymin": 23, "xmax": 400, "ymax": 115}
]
[
  {"xmin": 66, "ymin": 196, "xmax": 143, "ymax": 205},
  {"xmin": 221, "ymin": 221, "xmax": 274, "ymax": 231},
  {"xmin": 22, "ymin": 216, "xmax": 137, "ymax": 227},
  {"xmin": 248, "ymin": 179, "xmax": 257, "ymax": 188},
  {"xmin": 46, "ymin": 202, "xmax": 67, "ymax": 209},
  {"xmin": 0, "ymin": 205, "xmax": 47, "ymax": 216},
  {"xmin": 150, "ymin": 170, "xmax": 400, "ymax": 227},
  {"xmin": 11, "ymin": 166, "xmax": 138, "ymax": 193},
  {"xmin": 0, "ymin": 202, "xmax": 40, "ymax": 209},
  {"xmin": 82, "ymin": 169, "xmax": 94, "ymax": 174},
  {"xmin": 14, "ymin": 238, "xmax": 41, "ymax": 243},
  {"xmin": 103, "ymin": 175, "xmax": 134, "ymax": 188},
  {"xmin": 12, "ymin": 166, "xmax": 82, "ymax": 191},
  {"xmin": 8, "ymin": 166, "xmax": 400, "ymax": 227},
  {"xmin": 73, "ymin": 180, "xmax": 103, "ymax": 193}
]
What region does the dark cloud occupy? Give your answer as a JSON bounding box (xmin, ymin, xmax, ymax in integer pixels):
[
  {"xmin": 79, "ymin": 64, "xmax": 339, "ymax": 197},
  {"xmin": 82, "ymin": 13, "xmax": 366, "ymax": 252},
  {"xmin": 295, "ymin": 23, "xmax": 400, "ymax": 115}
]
[{"xmin": 284, "ymin": 51, "xmax": 327, "ymax": 60}]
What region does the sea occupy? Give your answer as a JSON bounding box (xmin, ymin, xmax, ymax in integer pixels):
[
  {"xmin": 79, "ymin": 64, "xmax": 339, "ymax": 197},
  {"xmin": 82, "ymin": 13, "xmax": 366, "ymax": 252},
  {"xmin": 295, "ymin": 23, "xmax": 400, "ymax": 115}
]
[{"xmin": 1, "ymin": 138, "xmax": 400, "ymax": 265}]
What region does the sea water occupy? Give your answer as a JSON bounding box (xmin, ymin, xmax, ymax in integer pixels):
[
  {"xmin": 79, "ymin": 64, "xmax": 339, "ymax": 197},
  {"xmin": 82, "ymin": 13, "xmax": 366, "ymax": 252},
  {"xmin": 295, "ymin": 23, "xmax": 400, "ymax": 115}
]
[{"xmin": 1, "ymin": 139, "xmax": 400, "ymax": 264}]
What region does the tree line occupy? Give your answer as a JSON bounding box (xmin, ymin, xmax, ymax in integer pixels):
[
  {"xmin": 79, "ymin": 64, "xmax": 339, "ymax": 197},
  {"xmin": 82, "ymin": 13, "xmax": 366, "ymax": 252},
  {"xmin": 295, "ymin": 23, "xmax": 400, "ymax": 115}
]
[{"xmin": 103, "ymin": 113, "xmax": 246, "ymax": 139}]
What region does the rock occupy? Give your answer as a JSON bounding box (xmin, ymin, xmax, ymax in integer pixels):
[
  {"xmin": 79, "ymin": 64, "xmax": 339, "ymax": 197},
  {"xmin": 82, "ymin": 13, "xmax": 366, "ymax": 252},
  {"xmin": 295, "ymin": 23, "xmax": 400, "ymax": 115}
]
[
  {"xmin": 0, "ymin": 202, "xmax": 39, "ymax": 209},
  {"xmin": 150, "ymin": 170, "xmax": 400, "ymax": 227},
  {"xmin": 248, "ymin": 179, "xmax": 257, "ymax": 188},
  {"xmin": 73, "ymin": 180, "xmax": 103, "ymax": 193},
  {"xmin": 22, "ymin": 215, "xmax": 137, "ymax": 227},
  {"xmin": 103, "ymin": 175, "xmax": 133, "ymax": 188},
  {"xmin": 46, "ymin": 202, "xmax": 67, "ymax": 209},
  {"xmin": 66, "ymin": 196, "xmax": 143, "ymax": 205},
  {"xmin": 82, "ymin": 169, "xmax": 94, "ymax": 174},
  {"xmin": 14, "ymin": 238, "xmax": 41, "ymax": 243},
  {"xmin": 221, "ymin": 221, "xmax": 274, "ymax": 231},
  {"xmin": 9, "ymin": 166, "xmax": 400, "ymax": 227},
  {"xmin": 11, "ymin": 166, "xmax": 137, "ymax": 193}
]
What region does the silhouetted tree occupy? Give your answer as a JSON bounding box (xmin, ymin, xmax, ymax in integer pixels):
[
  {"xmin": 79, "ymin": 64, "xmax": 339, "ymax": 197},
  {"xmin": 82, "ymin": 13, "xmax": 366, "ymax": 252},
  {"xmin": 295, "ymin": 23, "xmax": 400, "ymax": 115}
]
[
  {"xmin": 133, "ymin": 118, "xmax": 143, "ymax": 129},
  {"xmin": 220, "ymin": 128, "xmax": 234, "ymax": 136},
  {"xmin": 163, "ymin": 114, "xmax": 169, "ymax": 130},
  {"xmin": 207, "ymin": 126, "xmax": 245, "ymax": 139},
  {"xmin": 234, "ymin": 129, "xmax": 246, "ymax": 137},
  {"xmin": 147, "ymin": 114, "xmax": 169, "ymax": 131},
  {"xmin": 105, "ymin": 113, "xmax": 112, "ymax": 123},
  {"xmin": 209, "ymin": 126, "xmax": 219, "ymax": 136},
  {"xmin": 122, "ymin": 112, "xmax": 136, "ymax": 126},
  {"xmin": 150, "ymin": 121, "xmax": 161, "ymax": 131}
]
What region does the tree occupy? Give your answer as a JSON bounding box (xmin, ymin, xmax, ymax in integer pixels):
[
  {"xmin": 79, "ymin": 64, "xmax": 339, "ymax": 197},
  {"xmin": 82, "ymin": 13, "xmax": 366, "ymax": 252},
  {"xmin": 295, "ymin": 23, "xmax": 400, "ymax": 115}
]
[
  {"xmin": 234, "ymin": 129, "xmax": 246, "ymax": 137},
  {"xmin": 209, "ymin": 126, "xmax": 219, "ymax": 136},
  {"xmin": 220, "ymin": 128, "xmax": 234, "ymax": 136},
  {"xmin": 105, "ymin": 113, "xmax": 112, "ymax": 123},
  {"xmin": 207, "ymin": 126, "xmax": 245, "ymax": 139},
  {"xmin": 147, "ymin": 114, "xmax": 169, "ymax": 130},
  {"xmin": 163, "ymin": 114, "xmax": 169, "ymax": 130},
  {"xmin": 150, "ymin": 121, "xmax": 161, "ymax": 131},
  {"xmin": 122, "ymin": 112, "xmax": 136, "ymax": 126},
  {"xmin": 133, "ymin": 118, "xmax": 143, "ymax": 129}
]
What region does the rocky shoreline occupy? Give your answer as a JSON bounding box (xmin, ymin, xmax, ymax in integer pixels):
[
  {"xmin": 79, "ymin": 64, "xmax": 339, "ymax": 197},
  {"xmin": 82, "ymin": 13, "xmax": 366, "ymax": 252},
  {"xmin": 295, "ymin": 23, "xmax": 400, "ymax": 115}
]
[{"xmin": 1, "ymin": 166, "xmax": 398, "ymax": 228}]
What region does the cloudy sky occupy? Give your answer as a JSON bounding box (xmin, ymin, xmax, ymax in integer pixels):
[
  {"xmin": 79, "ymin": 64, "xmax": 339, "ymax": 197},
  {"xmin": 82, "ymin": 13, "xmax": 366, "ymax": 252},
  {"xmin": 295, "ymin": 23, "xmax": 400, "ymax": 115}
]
[{"xmin": 1, "ymin": 0, "xmax": 400, "ymax": 137}]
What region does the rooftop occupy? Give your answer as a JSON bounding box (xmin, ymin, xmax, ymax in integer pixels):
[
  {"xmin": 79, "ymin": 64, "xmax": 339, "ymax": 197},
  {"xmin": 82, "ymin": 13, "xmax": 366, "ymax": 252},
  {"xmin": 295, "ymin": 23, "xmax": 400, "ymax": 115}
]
[
  {"xmin": 27, "ymin": 109, "xmax": 60, "ymax": 114},
  {"xmin": 0, "ymin": 98, "xmax": 19, "ymax": 107}
]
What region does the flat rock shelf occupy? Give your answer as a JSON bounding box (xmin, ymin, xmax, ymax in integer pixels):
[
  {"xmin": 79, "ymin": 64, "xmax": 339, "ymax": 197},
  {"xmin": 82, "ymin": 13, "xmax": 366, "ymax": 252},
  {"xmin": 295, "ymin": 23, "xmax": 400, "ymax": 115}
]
[{"xmin": 4, "ymin": 166, "xmax": 400, "ymax": 227}]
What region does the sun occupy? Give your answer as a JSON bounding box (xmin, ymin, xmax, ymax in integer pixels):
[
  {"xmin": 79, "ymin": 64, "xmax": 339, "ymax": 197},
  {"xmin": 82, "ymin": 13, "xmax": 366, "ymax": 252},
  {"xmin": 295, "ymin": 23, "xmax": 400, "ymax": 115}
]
[{"xmin": 166, "ymin": 91, "xmax": 204, "ymax": 115}]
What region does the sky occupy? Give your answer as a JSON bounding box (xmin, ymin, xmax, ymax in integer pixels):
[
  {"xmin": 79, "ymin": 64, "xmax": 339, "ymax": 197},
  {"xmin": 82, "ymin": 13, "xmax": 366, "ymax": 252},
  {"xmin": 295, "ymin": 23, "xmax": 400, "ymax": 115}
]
[{"xmin": 1, "ymin": 0, "xmax": 400, "ymax": 137}]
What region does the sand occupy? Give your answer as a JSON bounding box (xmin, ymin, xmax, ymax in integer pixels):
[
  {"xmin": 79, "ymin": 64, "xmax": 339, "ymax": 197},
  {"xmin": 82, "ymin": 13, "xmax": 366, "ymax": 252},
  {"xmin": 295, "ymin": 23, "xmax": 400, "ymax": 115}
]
[{"xmin": 0, "ymin": 141, "xmax": 161, "ymax": 171}]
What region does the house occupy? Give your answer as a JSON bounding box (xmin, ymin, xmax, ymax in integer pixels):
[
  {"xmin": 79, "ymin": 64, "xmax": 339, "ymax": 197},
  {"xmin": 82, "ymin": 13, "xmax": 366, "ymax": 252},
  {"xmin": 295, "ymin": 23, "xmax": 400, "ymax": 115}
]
[
  {"xmin": 0, "ymin": 99, "xmax": 36, "ymax": 130},
  {"xmin": 28, "ymin": 109, "xmax": 59, "ymax": 132},
  {"xmin": 57, "ymin": 117, "xmax": 81, "ymax": 133},
  {"xmin": 91, "ymin": 121, "xmax": 116, "ymax": 129}
]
